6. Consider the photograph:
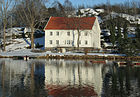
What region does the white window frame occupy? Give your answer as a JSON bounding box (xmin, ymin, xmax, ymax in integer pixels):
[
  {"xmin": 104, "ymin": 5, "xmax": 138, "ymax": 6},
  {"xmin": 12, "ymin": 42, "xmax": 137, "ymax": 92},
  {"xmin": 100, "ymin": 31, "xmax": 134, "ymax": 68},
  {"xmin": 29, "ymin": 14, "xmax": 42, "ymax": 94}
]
[
  {"xmin": 79, "ymin": 40, "xmax": 81, "ymax": 44},
  {"xmin": 67, "ymin": 40, "xmax": 71, "ymax": 44},
  {"xmin": 85, "ymin": 40, "xmax": 88, "ymax": 45},
  {"xmin": 56, "ymin": 32, "xmax": 59, "ymax": 36},
  {"xmin": 50, "ymin": 32, "xmax": 53, "ymax": 36},
  {"xmin": 85, "ymin": 32, "xmax": 88, "ymax": 36},
  {"xmin": 49, "ymin": 40, "xmax": 53, "ymax": 44},
  {"xmin": 79, "ymin": 32, "xmax": 81, "ymax": 36},
  {"xmin": 56, "ymin": 40, "xmax": 59, "ymax": 45}
]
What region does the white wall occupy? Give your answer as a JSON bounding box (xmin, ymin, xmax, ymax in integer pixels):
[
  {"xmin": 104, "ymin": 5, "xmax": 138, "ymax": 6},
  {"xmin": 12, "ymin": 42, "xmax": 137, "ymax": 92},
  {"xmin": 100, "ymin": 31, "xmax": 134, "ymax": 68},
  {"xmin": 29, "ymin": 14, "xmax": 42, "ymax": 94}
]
[
  {"xmin": 92, "ymin": 17, "xmax": 101, "ymax": 48},
  {"xmin": 45, "ymin": 30, "xmax": 92, "ymax": 48}
]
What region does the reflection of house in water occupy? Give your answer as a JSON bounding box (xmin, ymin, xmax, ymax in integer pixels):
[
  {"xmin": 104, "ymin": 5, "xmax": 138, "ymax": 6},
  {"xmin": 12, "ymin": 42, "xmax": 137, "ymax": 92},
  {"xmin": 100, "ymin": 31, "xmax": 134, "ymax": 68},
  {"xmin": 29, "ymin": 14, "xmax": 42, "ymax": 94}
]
[
  {"xmin": 0, "ymin": 61, "xmax": 3, "ymax": 97},
  {"xmin": 45, "ymin": 60, "xmax": 104, "ymax": 97},
  {"xmin": 0, "ymin": 59, "xmax": 116, "ymax": 97}
]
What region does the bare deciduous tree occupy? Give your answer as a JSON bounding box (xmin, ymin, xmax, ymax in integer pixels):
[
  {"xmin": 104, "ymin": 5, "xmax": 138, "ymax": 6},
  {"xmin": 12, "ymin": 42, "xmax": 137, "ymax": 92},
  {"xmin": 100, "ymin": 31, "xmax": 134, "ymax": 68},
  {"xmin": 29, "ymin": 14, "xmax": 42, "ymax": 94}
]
[
  {"xmin": 63, "ymin": 0, "xmax": 75, "ymax": 16},
  {"xmin": 0, "ymin": 0, "xmax": 14, "ymax": 51},
  {"xmin": 64, "ymin": 17, "xmax": 94, "ymax": 49},
  {"xmin": 55, "ymin": 1, "xmax": 93, "ymax": 49},
  {"xmin": 15, "ymin": 0, "xmax": 48, "ymax": 49}
]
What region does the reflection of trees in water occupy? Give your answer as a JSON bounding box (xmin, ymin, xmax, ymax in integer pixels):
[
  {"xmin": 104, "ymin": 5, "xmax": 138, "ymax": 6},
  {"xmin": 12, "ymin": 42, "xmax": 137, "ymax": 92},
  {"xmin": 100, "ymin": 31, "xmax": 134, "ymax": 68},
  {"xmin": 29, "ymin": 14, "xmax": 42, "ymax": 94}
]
[
  {"xmin": 0, "ymin": 60, "xmax": 47, "ymax": 97},
  {"xmin": 30, "ymin": 63, "xmax": 35, "ymax": 97},
  {"xmin": 136, "ymin": 68, "xmax": 140, "ymax": 88},
  {"xmin": 125, "ymin": 66, "xmax": 131, "ymax": 96},
  {"xmin": 2, "ymin": 61, "xmax": 5, "ymax": 97},
  {"xmin": 34, "ymin": 63, "xmax": 46, "ymax": 97},
  {"xmin": 111, "ymin": 65, "xmax": 119, "ymax": 96},
  {"xmin": 118, "ymin": 67, "xmax": 125, "ymax": 97},
  {"xmin": 102, "ymin": 64, "xmax": 140, "ymax": 97}
]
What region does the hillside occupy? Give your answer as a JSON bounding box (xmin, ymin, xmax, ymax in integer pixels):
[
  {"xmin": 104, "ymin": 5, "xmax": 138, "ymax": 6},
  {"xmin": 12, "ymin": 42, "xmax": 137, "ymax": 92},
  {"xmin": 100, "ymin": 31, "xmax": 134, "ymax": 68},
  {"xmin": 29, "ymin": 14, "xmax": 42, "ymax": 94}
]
[
  {"xmin": 0, "ymin": 7, "xmax": 140, "ymax": 55},
  {"xmin": 0, "ymin": 28, "xmax": 45, "ymax": 52}
]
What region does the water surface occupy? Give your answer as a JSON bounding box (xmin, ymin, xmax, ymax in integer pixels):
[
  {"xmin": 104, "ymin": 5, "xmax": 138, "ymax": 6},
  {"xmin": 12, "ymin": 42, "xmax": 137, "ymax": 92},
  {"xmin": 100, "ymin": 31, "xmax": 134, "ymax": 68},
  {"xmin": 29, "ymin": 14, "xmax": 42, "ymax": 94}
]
[{"xmin": 0, "ymin": 59, "xmax": 140, "ymax": 97}]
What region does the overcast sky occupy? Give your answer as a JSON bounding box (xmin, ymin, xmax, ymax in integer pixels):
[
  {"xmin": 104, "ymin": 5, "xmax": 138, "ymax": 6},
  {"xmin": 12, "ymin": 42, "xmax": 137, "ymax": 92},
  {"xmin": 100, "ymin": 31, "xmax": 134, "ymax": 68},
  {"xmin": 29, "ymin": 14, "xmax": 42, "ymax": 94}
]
[{"xmin": 47, "ymin": 0, "xmax": 139, "ymax": 7}]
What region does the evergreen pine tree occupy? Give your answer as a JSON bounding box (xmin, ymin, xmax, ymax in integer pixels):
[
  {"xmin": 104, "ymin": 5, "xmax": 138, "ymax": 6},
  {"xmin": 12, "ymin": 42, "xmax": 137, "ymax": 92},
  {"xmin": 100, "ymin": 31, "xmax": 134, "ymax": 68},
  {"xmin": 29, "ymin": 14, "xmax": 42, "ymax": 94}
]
[
  {"xmin": 109, "ymin": 18, "xmax": 116, "ymax": 49},
  {"xmin": 116, "ymin": 18, "xmax": 122, "ymax": 49},
  {"xmin": 135, "ymin": 24, "xmax": 140, "ymax": 50},
  {"xmin": 119, "ymin": 22, "xmax": 137, "ymax": 56}
]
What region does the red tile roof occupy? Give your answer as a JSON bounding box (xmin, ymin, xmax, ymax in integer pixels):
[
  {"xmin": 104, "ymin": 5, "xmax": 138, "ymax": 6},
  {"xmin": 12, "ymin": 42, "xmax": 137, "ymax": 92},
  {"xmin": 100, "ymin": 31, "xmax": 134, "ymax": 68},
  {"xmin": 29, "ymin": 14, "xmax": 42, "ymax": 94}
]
[{"xmin": 44, "ymin": 17, "xmax": 96, "ymax": 30}]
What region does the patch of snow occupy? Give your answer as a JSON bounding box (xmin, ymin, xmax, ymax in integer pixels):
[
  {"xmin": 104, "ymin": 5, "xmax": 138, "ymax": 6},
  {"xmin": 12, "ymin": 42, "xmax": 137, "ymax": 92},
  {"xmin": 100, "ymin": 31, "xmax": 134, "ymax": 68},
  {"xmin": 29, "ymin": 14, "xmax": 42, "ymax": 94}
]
[
  {"xmin": 103, "ymin": 43, "xmax": 113, "ymax": 47},
  {"xmin": 24, "ymin": 27, "xmax": 31, "ymax": 33},
  {"xmin": 88, "ymin": 53, "xmax": 125, "ymax": 56},
  {"xmin": 104, "ymin": 12, "xmax": 140, "ymax": 24},
  {"xmin": 76, "ymin": 8, "xmax": 100, "ymax": 17},
  {"xmin": 5, "ymin": 38, "xmax": 31, "ymax": 52},
  {"xmin": 0, "ymin": 49, "xmax": 126, "ymax": 57},
  {"xmin": 95, "ymin": 9, "xmax": 104, "ymax": 13},
  {"xmin": 0, "ymin": 49, "xmax": 43, "ymax": 57}
]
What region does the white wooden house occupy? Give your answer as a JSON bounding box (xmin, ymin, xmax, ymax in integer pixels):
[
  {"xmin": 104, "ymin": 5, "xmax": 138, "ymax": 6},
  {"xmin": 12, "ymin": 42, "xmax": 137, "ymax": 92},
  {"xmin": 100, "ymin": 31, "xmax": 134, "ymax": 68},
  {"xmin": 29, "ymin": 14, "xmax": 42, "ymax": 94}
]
[{"xmin": 44, "ymin": 17, "xmax": 101, "ymax": 50}]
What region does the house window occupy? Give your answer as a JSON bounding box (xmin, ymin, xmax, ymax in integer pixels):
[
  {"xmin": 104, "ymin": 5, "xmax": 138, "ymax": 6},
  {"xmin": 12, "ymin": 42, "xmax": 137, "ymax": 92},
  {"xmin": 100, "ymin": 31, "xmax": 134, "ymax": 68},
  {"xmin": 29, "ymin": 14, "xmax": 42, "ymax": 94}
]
[
  {"xmin": 50, "ymin": 32, "xmax": 53, "ymax": 36},
  {"xmin": 79, "ymin": 32, "xmax": 81, "ymax": 36},
  {"xmin": 67, "ymin": 32, "xmax": 70, "ymax": 36},
  {"xmin": 56, "ymin": 32, "xmax": 59, "ymax": 36},
  {"xmin": 85, "ymin": 32, "xmax": 88, "ymax": 36},
  {"xmin": 49, "ymin": 40, "xmax": 52, "ymax": 44},
  {"xmin": 56, "ymin": 40, "xmax": 59, "ymax": 45},
  {"xmin": 79, "ymin": 40, "xmax": 81, "ymax": 44},
  {"xmin": 85, "ymin": 40, "xmax": 88, "ymax": 45},
  {"xmin": 67, "ymin": 40, "xmax": 71, "ymax": 44}
]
